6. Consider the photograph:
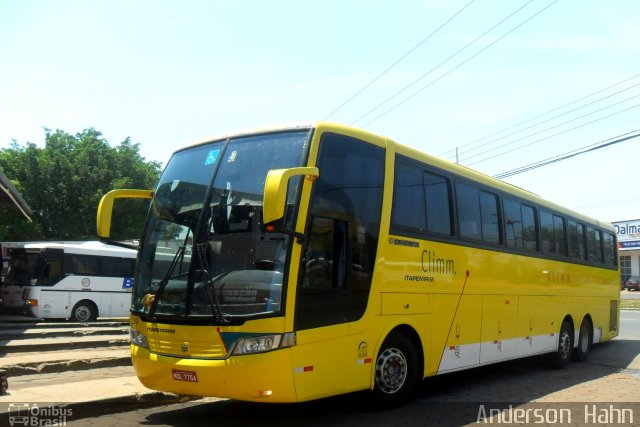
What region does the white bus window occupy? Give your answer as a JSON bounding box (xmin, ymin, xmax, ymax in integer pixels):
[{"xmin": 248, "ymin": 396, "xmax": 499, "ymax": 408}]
[
  {"xmin": 65, "ymin": 254, "xmax": 100, "ymax": 275},
  {"xmin": 101, "ymin": 257, "xmax": 135, "ymax": 277}
]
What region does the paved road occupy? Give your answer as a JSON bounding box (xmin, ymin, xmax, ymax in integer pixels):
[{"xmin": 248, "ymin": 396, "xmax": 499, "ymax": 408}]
[
  {"xmin": 621, "ymin": 290, "xmax": 640, "ymax": 300},
  {"xmin": 61, "ymin": 311, "xmax": 640, "ymax": 427}
]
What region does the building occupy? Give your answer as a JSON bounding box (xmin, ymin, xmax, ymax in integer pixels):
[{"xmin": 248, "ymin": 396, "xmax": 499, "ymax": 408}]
[{"xmin": 613, "ymin": 219, "xmax": 640, "ymax": 286}]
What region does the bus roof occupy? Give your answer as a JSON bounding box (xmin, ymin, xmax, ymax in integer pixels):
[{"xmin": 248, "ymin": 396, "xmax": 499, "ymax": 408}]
[
  {"xmin": 23, "ymin": 241, "xmax": 137, "ymax": 257},
  {"xmin": 172, "ymin": 122, "xmax": 614, "ymax": 232}
]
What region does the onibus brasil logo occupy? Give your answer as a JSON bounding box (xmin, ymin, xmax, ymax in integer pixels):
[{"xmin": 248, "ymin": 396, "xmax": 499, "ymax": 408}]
[{"xmin": 8, "ymin": 403, "xmax": 72, "ymax": 426}]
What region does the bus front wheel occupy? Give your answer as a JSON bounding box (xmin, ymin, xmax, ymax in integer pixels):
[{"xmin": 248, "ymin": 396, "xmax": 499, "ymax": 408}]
[
  {"xmin": 71, "ymin": 301, "xmax": 97, "ymax": 322},
  {"xmin": 372, "ymin": 332, "xmax": 418, "ymax": 407}
]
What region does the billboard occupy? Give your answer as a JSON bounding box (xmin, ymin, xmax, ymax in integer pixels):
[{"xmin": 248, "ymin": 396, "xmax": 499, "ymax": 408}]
[{"xmin": 612, "ymin": 219, "xmax": 640, "ymax": 248}]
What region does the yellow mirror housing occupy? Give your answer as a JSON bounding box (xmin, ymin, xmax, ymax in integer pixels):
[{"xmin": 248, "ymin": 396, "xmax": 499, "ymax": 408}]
[
  {"xmin": 96, "ymin": 189, "xmax": 153, "ymax": 239},
  {"xmin": 263, "ymin": 167, "xmax": 318, "ymax": 225}
]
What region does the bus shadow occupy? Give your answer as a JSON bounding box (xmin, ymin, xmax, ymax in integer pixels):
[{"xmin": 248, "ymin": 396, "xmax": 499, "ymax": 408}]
[{"xmin": 141, "ymin": 340, "xmax": 638, "ymax": 427}]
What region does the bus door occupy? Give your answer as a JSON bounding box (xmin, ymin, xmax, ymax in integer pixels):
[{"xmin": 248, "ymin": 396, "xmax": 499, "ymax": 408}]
[
  {"xmin": 25, "ymin": 248, "xmax": 65, "ymax": 318},
  {"xmin": 1, "ymin": 249, "xmax": 34, "ymax": 309},
  {"xmin": 290, "ymin": 132, "xmax": 386, "ymax": 401}
]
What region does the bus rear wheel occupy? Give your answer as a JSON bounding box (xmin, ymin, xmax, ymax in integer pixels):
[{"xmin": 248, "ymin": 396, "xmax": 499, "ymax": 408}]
[
  {"xmin": 372, "ymin": 332, "xmax": 417, "ymax": 407},
  {"xmin": 574, "ymin": 317, "xmax": 593, "ymax": 362},
  {"xmin": 550, "ymin": 319, "xmax": 573, "ymax": 368},
  {"xmin": 71, "ymin": 301, "xmax": 97, "ymax": 322}
]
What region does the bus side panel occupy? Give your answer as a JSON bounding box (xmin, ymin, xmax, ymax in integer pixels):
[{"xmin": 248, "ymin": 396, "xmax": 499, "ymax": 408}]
[
  {"xmin": 35, "ymin": 287, "xmax": 70, "ymax": 318},
  {"xmin": 433, "ymin": 294, "xmax": 482, "ymax": 374},
  {"xmin": 291, "ymin": 323, "xmax": 372, "ymax": 401},
  {"xmin": 479, "ymin": 295, "xmax": 519, "ymax": 364},
  {"xmin": 573, "ymin": 296, "xmax": 618, "ymax": 344},
  {"xmin": 516, "ymin": 295, "xmax": 559, "ymax": 356}
]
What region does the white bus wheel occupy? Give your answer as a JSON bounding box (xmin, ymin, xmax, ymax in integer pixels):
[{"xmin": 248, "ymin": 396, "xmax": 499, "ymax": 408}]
[{"xmin": 71, "ymin": 301, "xmax": 97, "ymax": 322}]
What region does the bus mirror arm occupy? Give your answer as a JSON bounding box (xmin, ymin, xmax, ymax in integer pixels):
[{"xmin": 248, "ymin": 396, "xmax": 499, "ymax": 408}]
[
  {"xmin": 262, "ymin": 167, "xmax": 318, "ymax": 239},
  {"xmin": 96, "ymin": 189, "xmax": 154, "ymax": 242},
  {"xmin": 262, "ymin": 219, "xmax": 306, "ymax": 244}
]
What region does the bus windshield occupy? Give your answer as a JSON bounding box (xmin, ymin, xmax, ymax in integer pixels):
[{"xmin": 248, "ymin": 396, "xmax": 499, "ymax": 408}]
[{"xmin": 133, "ymin": 130, "xmax": 311, "ymax": 322}]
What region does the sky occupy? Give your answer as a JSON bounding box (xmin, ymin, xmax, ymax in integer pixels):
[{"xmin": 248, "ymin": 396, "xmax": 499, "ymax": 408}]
[{"xmin": 1, "ymin": 0, "xmax": 638, "ymax": 223}]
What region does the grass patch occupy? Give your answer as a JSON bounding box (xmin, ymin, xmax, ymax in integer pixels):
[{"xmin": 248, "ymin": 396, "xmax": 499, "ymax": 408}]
[{"xmin": 620, "ymin": 299, "xmax": 640, "ymax": 310}]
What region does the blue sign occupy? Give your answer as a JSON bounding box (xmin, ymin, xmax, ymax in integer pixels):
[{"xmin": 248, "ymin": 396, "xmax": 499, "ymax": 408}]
[
  {"xmin": 205, "ymin": 149, "xmax": 220, "ymax": 165},
  {"xmin": 123, "ymin": 277, "xmax": 134, "ymax": 289},
  {"xmin": 620, "ymin": 241, "xmax": 640, "ymax": 249}
]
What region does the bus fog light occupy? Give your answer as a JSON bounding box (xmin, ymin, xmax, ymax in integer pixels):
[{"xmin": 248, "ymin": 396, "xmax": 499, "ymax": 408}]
[{"xmin": 130, "ymin": 328, "xmax": 149, "ymax": 349}]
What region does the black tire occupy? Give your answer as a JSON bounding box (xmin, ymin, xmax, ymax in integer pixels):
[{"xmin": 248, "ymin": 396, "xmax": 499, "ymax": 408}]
[
  {"xmin": 372, "ymin": 332, "xmax": 418, "ymax": 408},
  {"xmin": 574, "ymin": 317, "xmax": 593, "ymax": 362},
  {"xmin": 550, "ymin": 319, "xmax": 573, "ymax": 368},
  {"xmin": 71, "ymin": 300, "xmax": 97, "ymax": 322}
]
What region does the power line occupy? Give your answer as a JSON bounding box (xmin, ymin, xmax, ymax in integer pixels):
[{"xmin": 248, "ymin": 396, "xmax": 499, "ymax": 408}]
[
  {"xmin": 493, "ymin": 129, "xmax": 640, "ymax": 179},
  {"xmin": 497, "ymin": 128, "xmax": 640, "ymax": 177},
  {"xmin": 459, "ymin": 92, "xmax": 640, "ymax": 163},
  {"xmin": 350, "ymin": 0, "xmax": 535, "ymax": 126},
  {"xmin": 438, "ymin": 72, "xmax": 640, "ymax": 158},
  {"xmin": 444, "ymin": 79, "xmax": 640, "ymax": 161},
  {"xmin": 467, "ymin": 102, "xmax": 640, "ymax": 167},
  {"xmin": 322, "ymin": 0, "xmax": 476, "ymax": 121},
  {"xmin": 360, "ymin": 0, "xmax": 559, "ymax": 128}
]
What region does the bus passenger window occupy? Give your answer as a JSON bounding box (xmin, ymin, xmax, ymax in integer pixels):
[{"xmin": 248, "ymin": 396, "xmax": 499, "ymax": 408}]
[
  {"xmin": 101, "ymin": 257, "xmax": 135, "ymax": 277},
  {"xmin": 456, "ymin": 183, "xmax": 500, "ymax": 244},
  {"xmin": 66, "ymin": 254, "xmax": 100, "ymax": 275},
  {"xmin": 392, "ymin": 164, "xmax": 426, "ymax": 231},
  {"xmin": 568, "ymin": 220, "xmax": 587, "ymax": 260},
  {"xmin": 602, "ymin": 232, "xmax": 617, "ymax": 267},
  {"xmin": 504, "ymin": 199, "xmax": 538, "ymax": 251},
  {"xmin": 587, "ymin": 227, "xmax": 603, "ymax": 264},
  {"xmin": 541, "ymin": 211, "xmax": 566, "ymax": 256},
  {"xmin": 423, "ymin": 172, "xmax": 452, "ymax": 236}
]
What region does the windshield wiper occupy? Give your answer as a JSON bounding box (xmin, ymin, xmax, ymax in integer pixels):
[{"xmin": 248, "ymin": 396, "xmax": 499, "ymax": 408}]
[
  {"xmin": 194, "ymin": 242, "xmax": 231, "ymax": 324},
  {"xmin": 148, "ymin": 229, "xmax": 191, "ymax": 318}
]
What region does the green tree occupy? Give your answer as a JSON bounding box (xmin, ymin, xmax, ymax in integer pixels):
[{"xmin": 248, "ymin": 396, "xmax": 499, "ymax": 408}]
[{"xmin": 0, "ymin": 128, "xmax": 161, "ymax": 241}]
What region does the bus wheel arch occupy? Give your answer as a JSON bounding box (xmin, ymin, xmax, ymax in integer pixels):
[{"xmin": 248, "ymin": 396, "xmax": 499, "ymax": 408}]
[
  {"xmin": 574, "ymin": 315, "xmax": 593, "ymax": 362},
  {"xmin": 372, "ymin": 326, "xmax": 423, "ymax": 407},
  {"xmin": 71, "ymin": 300, "xmax": 98, "ymax": 322},
  {"xmin": 550, "ymin": 316, "xmax": 574, "ymax": 368}
]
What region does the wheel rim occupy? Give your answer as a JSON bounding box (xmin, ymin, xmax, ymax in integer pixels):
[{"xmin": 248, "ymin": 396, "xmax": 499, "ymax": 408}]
[
  {"xmin": 559, "ymin": 329, "xmax": 571, "ymax": 359},
  {"xmin": 75, "ymin": 306, "xmax": 91, "ymax": 322},
  {"xmin": 579, "ymin": 324, "xmax": 590, "ymax": 353},
  {"xmin": 375, "ymin": 347, "xmax": 407, "ymax": 394}
]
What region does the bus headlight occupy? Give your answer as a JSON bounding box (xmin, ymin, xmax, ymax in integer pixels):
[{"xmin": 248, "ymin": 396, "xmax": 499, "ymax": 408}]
[
  {"xmin": 130, "ymin": 328, "xmax": 149, "ymax": 349},
  {"xmin": 231, "ymin": 332, "xmax": 296, "ymax": 355}
]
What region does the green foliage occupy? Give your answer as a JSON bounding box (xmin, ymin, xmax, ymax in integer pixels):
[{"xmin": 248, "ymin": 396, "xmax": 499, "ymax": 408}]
[{"xmin": 0, "ymin": 128, "xmax": 162, "ymax": 241}]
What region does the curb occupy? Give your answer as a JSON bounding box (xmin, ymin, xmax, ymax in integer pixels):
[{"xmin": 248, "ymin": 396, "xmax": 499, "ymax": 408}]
[
  {"xmin": 58, "ymin": 392, "xmax": 204, "ymax": 420},
  {"xmin": 0, "ymin": 391, "xmax": 204, "ymax": 421},
  {"xmin": 2, "ymin": 355, "xmax": 132, "ymax": 376},
  {"xmin": 1, "ymin": 337, "xmax": 130, "ymax": 353}
]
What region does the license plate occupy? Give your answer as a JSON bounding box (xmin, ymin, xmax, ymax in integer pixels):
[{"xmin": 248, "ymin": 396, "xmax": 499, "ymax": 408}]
[{"xmin": 172, "ymin": 369, "xmax": 198, "ymax": 382}]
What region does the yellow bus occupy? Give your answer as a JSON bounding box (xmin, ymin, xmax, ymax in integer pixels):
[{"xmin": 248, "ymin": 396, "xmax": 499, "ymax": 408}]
[{"xmin": 98, "ymin": 122, "xmax": 619, "ymax": 406}]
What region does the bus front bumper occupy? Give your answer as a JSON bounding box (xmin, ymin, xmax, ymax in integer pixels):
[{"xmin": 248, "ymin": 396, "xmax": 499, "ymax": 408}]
[{"xmin": 131, "ymin": 344, "xmax": 298, "ymax": 403}]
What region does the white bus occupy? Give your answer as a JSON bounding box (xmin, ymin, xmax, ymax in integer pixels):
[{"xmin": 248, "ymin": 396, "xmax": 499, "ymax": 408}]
[{"xmin": 0, "ymin": 241, "xmax": 136, "ymax": 321}]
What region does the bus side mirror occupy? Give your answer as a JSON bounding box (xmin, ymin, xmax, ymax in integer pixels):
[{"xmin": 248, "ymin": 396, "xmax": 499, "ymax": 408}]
[
  {"xmin": 97, "ymin": 189, "xmax": 154, "ymax": 240},
  {"xmin": 262, "ymin": 167, "xmax": 318, "ymax": 225}
]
